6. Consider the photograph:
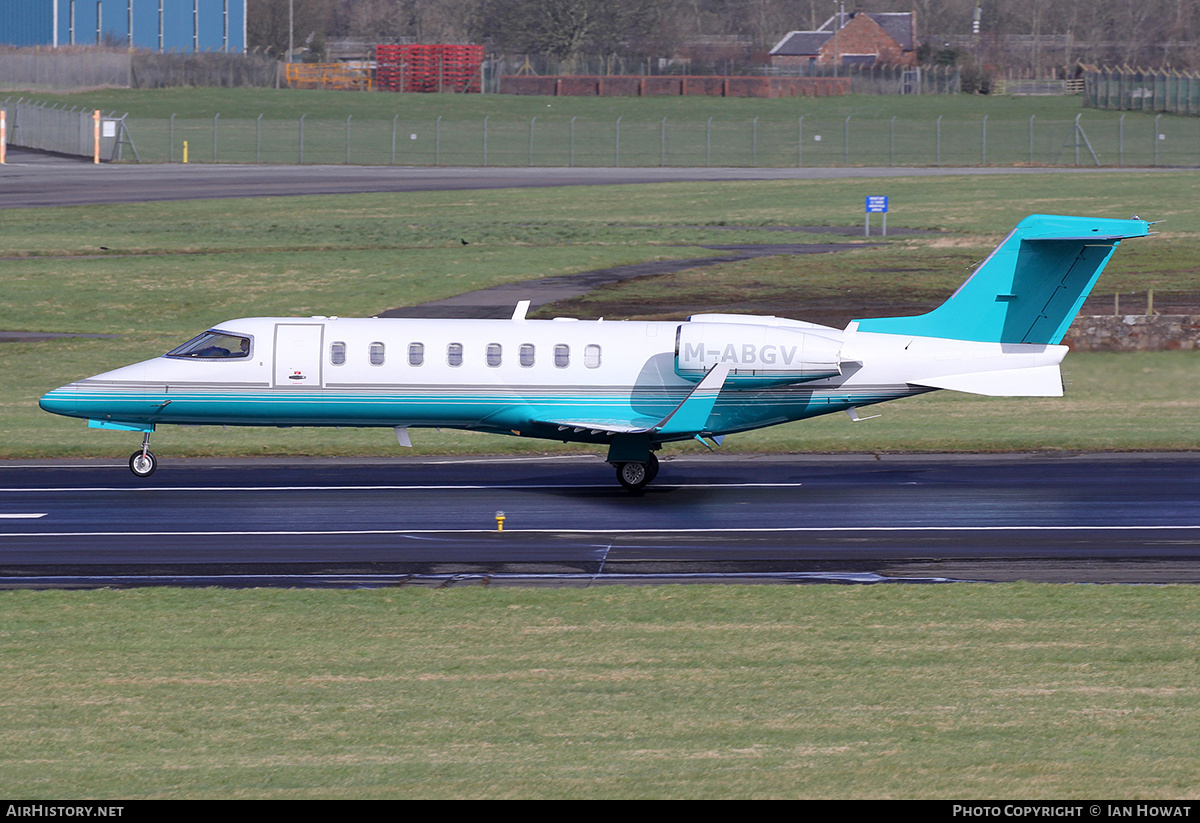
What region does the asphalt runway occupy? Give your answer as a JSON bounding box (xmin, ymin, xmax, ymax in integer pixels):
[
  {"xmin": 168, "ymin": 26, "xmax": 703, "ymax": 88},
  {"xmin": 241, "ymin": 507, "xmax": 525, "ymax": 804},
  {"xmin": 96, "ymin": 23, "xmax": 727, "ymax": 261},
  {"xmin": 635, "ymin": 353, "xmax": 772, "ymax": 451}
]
[
  {"xmin": 0, "ymin": 147, "xmax": 1187, "ymax": 208},
  {"xmin": 3, "ymin": 453, "xmax": 1200, "ymax": 587}
]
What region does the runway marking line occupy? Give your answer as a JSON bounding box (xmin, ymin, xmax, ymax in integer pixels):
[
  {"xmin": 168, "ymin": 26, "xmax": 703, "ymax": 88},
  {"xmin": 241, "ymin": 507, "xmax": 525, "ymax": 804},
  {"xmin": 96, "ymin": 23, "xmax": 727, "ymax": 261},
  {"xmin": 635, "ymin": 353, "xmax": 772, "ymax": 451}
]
[
  {"xmin": 0, "ymin": 482, "xmax": 807, "ymax": 493},
  {"xmin": 4, "ymin": 525, "xmax": 1200, "ymax": 538}
]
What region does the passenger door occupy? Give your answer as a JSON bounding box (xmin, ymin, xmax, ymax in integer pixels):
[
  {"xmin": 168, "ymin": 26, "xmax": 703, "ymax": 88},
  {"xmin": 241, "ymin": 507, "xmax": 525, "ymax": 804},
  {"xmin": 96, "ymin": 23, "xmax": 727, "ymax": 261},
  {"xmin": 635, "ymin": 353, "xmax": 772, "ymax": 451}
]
[{"xmin": 273, "ymin": 323, "xmax": 324, "ymax": 388}]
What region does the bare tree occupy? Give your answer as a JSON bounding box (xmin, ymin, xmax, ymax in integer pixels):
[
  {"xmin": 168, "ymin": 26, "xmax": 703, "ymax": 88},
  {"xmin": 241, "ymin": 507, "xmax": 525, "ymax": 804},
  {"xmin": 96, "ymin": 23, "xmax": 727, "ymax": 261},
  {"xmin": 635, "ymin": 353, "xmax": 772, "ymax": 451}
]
[
  {"xmin": 329, "ymin": 0, "xmax": 476, "ymax": 43},
  {"xmin": 476, "ymin": 0, "xmax": 663, "ymax": 60},
  {"xmin": 248, "ymin": 0, "xmax": 335, "ymax": 59}
]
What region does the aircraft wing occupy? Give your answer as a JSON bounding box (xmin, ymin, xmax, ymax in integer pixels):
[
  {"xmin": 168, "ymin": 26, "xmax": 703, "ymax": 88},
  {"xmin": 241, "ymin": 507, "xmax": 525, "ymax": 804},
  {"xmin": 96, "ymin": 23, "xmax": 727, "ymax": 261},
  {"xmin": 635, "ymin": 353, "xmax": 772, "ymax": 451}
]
[{"xmin": 539, "ymin": 417, "xmax": 661, "ymax": 435}]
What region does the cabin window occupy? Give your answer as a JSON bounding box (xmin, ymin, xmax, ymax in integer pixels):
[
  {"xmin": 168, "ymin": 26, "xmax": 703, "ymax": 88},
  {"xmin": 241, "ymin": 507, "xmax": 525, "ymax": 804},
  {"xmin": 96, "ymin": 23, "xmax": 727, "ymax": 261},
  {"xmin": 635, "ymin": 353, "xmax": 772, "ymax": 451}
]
[
  {"xmin": 585, "ymin": 344, "xmax": 601, "ymax": 369},
  {"xmin": 486, "ymin": 343, "xmax": 502, "ymax": 367},
  {"xmin": 330, "ymin": 341, "xmax": 346, "ymax": 365},
  {"xmin": 554, "ymin": 344, "xmax": 570, "ymax": 368},
  {"xmin": 408, "ymin": 342, "xmax": 424, "ymax": 367},
  {"xmin": 447, "ymin": 343, "xmax": 463, "ymax": 367},
  {"xmin": 369, "ymin": 342, "xmax": 385, "ymax": 366},
  {"xmin": 166, "ymin": 330, "xmax": 252, "ymax": 360},
  {"xmin": 519, "ymin": 344, "xmax": 535, "ymax": 367}
]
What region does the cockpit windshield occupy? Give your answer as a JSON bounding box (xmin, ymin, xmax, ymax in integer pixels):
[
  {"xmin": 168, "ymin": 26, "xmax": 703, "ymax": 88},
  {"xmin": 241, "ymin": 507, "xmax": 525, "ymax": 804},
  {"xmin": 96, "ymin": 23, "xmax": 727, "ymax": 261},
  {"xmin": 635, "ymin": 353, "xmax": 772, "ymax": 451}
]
[{"xmin": 166, "ymin": 330, "xmax": 252, "ymax": 359}]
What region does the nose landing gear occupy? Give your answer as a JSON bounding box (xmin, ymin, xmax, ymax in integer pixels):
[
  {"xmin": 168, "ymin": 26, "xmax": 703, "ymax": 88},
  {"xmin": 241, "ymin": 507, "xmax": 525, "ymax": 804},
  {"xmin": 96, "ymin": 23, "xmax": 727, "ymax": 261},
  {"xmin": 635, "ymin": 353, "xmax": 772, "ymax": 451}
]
[{"xmin": 129, "ymin": 432, "xmax": 157, "ymax": 477}]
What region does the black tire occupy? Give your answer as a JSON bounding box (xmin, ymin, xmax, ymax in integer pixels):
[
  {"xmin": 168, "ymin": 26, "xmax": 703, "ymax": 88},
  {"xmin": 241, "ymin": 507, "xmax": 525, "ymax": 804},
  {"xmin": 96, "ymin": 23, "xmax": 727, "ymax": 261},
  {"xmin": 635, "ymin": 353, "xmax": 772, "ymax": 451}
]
[
  {"xmin": 616, "ymin": 461, "xmax": 650, "ymax": 491},
  {"xmin": 646, "ymin": 452, "xmax": 660, "ymax": 483},
  {"xmin": 129, "ymin": 451, "xmax": 157, "ymax": 478}
]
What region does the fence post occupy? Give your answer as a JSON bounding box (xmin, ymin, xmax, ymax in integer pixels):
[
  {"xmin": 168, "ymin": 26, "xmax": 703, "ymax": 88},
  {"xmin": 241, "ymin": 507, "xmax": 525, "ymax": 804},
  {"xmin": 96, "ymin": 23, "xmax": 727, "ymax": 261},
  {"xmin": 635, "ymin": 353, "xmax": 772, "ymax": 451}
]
[
  {"xmin": 752, "ymin": 116, "xmax": 758, "ymax": 167},
  {"xmin": 483, "ymin": 115, "xmax": 488, "ymax": 166},
  {"xmin": 615, "ymin": 116, "xmax": 621, "ymax": 166},
  {"xmin": 798, "ymin": 116, "xmax": 803, "ymax": 167},
  {"xmin": 1074, "ymin": 113, "xmax": 1081, "ymax": 165},
  {"xmin": 889, "ymin": 115, "xmax": 895, "ymax": 166},
  {"xmin": 1118, "ymin": 113, "xmax": 1124, "ymax": 166},
  {"xmin": 936, "ymin": 114, "xmax": 942, "ymax": 166},
  {"xmin": 257, "ymin": 113, "xmax": 263, "ymax": 163},
  {"xmin": 1154, "ymin": 113, "xmax": 1162, "ymax": 166}
]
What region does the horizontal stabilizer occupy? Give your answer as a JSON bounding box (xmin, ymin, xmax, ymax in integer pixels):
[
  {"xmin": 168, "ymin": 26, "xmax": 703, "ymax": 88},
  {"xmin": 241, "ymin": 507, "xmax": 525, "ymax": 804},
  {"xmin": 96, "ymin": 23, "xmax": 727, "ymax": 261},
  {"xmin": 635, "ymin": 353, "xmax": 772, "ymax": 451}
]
[{"xmin": 910, "ymin": 364, "xmax": 1063, "ymax": 397}]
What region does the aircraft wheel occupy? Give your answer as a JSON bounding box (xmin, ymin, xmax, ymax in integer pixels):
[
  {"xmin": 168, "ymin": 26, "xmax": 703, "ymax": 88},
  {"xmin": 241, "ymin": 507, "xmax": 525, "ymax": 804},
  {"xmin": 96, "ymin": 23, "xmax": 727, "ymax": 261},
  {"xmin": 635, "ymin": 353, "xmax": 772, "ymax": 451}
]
[
  {"xmin": 129, "ymin": 451, "xmax": 158, "ymax": 478},
  {"xmin": 616, "ymin": 461, "xmax": 650, "ymax": 492},
  {"xmin": 646, "ymin": 452, "xmax": 660, "ymax": 483}
]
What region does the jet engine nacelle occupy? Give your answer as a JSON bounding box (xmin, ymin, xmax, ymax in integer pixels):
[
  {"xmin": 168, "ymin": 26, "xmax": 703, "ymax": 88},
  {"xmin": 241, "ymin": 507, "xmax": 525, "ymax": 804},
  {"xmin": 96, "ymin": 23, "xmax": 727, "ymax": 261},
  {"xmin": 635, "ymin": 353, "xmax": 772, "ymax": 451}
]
[{"xmin": 674, "ymin": 322, "xmax": 843, "ymax": 386}]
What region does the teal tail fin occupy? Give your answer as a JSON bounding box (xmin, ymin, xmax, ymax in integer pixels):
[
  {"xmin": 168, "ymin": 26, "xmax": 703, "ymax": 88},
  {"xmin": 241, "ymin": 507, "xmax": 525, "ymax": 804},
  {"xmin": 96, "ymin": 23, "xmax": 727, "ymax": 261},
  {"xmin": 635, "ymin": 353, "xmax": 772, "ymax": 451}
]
[{"xmin": 855, "ymin": 214, "xmax": 1151, "ymax": 344}]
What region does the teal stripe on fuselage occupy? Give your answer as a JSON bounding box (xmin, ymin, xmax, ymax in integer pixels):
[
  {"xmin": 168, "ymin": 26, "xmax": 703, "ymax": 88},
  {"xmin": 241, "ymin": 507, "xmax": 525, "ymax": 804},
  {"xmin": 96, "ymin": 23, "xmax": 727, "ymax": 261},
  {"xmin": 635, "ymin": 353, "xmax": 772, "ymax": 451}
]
[{"xmin": 40, "ymin": 382, "xmax": 923, "ymax": 440}]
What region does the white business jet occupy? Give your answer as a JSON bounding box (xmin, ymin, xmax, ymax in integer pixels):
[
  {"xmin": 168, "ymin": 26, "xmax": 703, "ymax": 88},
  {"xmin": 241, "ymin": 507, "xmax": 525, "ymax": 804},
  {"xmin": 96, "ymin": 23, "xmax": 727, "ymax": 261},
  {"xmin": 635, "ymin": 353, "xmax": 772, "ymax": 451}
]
[{"xmin": 40, "ymin": 214, "xmax": 1150, "ymax": 490}]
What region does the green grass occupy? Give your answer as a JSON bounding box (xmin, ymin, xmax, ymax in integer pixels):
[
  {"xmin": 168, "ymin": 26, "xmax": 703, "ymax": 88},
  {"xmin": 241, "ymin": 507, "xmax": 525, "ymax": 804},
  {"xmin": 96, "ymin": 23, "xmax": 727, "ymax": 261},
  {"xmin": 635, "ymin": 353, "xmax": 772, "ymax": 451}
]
[
  {"xmin": 6, "ymin": 170, "xmax": 1196, "ymax": 267},
  {"xmin": 2, "ymin": 584, "xmax": 1199, "ymax": 799}
]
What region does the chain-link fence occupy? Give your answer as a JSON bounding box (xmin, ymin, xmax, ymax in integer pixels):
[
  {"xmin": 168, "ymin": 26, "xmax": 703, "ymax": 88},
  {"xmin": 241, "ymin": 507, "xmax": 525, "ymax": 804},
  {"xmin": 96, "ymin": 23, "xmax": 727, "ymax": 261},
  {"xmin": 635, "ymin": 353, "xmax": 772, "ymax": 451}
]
[
  {"xmin": 0, "ymin": 49, "xmax": 279, "ymax": 92},
  {"xmin": 131, "ymin": 52, "xmax": 280, "ymax": 89},
  {"xmin": 482, "ymin": 56, "xmax": 959, "ymax": 95},
  {"xmin": 0, "ymin": 48, "xmax": 131, "ymax": 92},
  {"xmin": 1, "ymin": 98, "xmax": 128, "ymax": 159},
  {"xmin": 118, "ymin": 112, "xmax": 1199, "ymax": 167},
  {"xmin": 1084, "ymin": 66, "xmax": 1200, "ymax": 116},
  {"xmin": 483, "ymin": 59, "xmax": 958, "ymax": 96}
]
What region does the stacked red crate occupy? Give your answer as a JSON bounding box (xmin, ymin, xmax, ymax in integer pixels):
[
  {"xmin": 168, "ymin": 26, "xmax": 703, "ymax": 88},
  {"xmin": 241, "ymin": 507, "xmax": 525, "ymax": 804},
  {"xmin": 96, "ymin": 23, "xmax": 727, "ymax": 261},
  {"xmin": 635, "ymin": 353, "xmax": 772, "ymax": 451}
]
[{"xmin": 375, "ymin": 44, "xmax": 484, "ymax": 93}]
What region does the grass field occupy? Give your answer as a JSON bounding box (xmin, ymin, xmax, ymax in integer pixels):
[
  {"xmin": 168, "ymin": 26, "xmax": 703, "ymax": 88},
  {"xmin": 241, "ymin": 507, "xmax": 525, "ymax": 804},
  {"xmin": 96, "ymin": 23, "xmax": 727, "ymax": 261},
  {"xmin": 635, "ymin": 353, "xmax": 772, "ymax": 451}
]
[{"xmin": 3, "ymin": 585, "xmax": 1199, "ymax": 799}]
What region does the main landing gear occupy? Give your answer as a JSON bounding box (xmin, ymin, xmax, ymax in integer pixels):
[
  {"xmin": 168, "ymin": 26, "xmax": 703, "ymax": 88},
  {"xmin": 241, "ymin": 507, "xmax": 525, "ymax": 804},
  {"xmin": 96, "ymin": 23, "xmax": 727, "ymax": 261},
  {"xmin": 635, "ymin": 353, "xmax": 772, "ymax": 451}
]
[
  {"xmin": 129, "ymin": 431, "xmax": 157, "ymax": 477},
  {"xmin": 614, "ymin": 452, "xmax": 659, "ymax": 492}
]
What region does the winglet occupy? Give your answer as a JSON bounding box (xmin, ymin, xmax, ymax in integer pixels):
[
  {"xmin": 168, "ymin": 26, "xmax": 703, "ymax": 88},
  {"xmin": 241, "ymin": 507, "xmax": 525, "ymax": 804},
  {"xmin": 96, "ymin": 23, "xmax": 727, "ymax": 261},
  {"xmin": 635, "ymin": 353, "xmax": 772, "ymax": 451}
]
[
  {"xmin": 655, "ymin": 362, "xmax": 730, "ymax": 436},
  {"xmin": 529, "ymin": 363, "xmax": 730, "ymax": 439}
]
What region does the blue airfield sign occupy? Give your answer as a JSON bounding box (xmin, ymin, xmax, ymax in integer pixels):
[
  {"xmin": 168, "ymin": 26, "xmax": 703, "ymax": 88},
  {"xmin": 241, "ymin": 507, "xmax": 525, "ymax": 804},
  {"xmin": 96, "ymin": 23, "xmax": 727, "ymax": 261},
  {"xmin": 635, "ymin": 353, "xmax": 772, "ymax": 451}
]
[{"xmin": 866, "ymin": 195, "xmax": 889, "ymax": 236}]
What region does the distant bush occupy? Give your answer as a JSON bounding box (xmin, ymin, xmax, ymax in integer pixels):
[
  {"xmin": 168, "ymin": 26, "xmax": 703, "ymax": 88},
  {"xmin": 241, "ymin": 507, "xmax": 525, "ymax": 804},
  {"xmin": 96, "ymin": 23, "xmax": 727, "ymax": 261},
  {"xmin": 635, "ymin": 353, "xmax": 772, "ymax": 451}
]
[{"xmin": 959, "ymin": 64, "xmax": 993, "ymax": 94}]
